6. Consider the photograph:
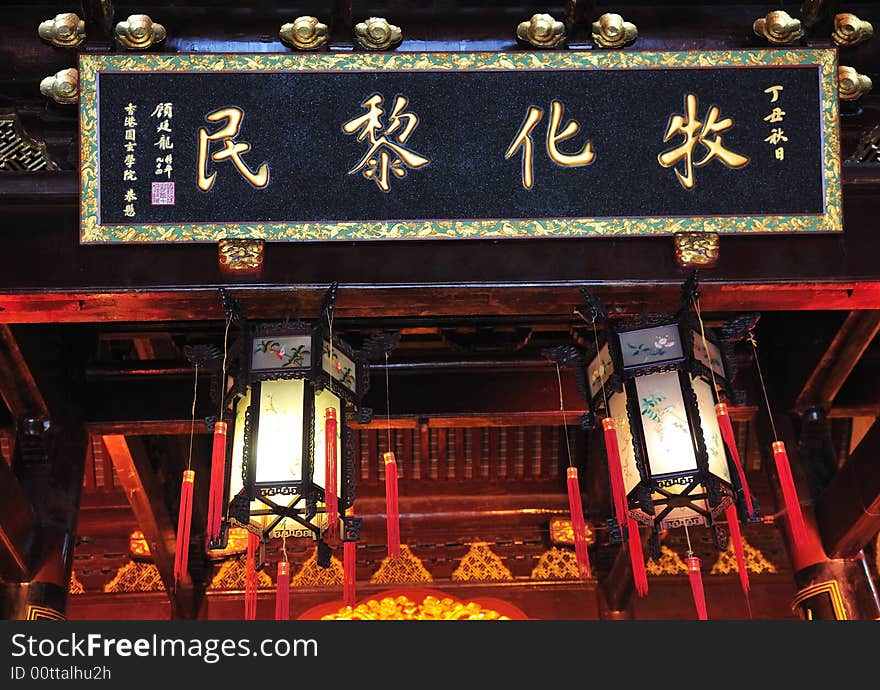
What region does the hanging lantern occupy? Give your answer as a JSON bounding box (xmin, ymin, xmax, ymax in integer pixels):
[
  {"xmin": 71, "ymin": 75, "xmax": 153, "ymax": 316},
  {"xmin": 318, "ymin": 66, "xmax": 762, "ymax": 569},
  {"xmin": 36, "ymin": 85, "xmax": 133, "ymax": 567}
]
[
  {"xmin": 210, "ymin": 287, "xmax": 369, "ymax": 563},
  {"xmin": 580, "ymin": 281, "xmax": 756, "ymax": 596}
]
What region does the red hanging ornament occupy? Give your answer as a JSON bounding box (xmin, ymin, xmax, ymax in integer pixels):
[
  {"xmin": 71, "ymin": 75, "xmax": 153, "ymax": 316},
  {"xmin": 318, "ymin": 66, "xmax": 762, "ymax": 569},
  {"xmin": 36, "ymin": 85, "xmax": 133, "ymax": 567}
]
[
  {"xmin": 206, "ymin": 421, "xmax": 228, "ymax": 544},
  {"xmin": 602, "ymin": 418, "xmax": 629, "ymax": 531},
  {"xmin": 715, "ymin": 403, "xmax": 754, "ymax": 517},
  {"xmin": 275, "ymin": 560, "xmax": 290, "ymax": 621},
  {"xmin": 725, "ymin": 504, "xmax": 752, "ymax": 617},
  {"xmin": 627, "ymin": 517, "xmax": 648, "ymax": 597},
  {"xmin": 383, "ymin": 451, "xmax": 400, "ymax": 558},
  {"xmin": 244, "ymin": 532, "xmax": 259, "ymax": 620},
  {"xmin": 685, "ymin": 555, "xmax": 708, "ymax": 620},
  {"xmin": 343, "ymin": 507, "xmax": 357, "ymax": 607},
  {"xmin": 771, "ymin": 441, "xmax": 808, "ymax": 548},
  {"xmin": 173, "ymin": 469, "xmax": 195, "ymax": 585},
  {"xmin": 324, "ymin": 408, "xmax": 339, "ymax": 539},
  {"xmin": 565, "ymin": 467, "xmax": 592, "ymax": 579}
]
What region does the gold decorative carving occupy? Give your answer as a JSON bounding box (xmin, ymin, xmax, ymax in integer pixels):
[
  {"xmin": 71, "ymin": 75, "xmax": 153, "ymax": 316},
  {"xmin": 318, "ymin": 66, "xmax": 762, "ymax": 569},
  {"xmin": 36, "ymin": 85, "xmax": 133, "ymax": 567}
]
[
  {"xmin": 674, "ymin": 232, "xmax": 720, "ymax": 269},
  {"xmin": 516, "ymin": 14, "xmax": 567, "ymax": 49},
  {"xmin": 838, "ymin": 66, "xmax": 872, "ymax": 101},
  {"xmin": 38, "ymin": 13, "xmax": 86, "ymax": 48},
  {"xmin": 549, "ymin": 518, "xmax": 596, "ymax": 547},
  {"xmin": 209, "ymin": 556, "xmax": 273, "ymax": 590},
  {"xmin": 26, "ymin": 605, "xmax": 65, "ymax": 620},
  {"xmin": 591, "ymin": 13, "xmax": 638, "ymax": 49},
  {"xmin": 791, "ymin": 580, "xmax": 848, "ymax": 620},
  {"xmin": 39, "ymin": 68, "xmax": 78, "ymax": 105},
  {"xmin": 452, "ymin": 542, "xmax": 513, "ymax": 581},
  {"xmin": 68, "ymin": 570, "xmax": 84, "ymax": 595},
  {"xmin": 291, "ymin": 549, "xmax": 344, "ymax": 587},
  {"xmin": 0, "ymin": 112, "xmax": 58, "ymax": 171},
  {"xmin": 321, "ymin": 594, "xmax": 510, "ymax": 620},
  {"xmin": 530, "ymin": 547, "xmax": 582, "ymax": 580},
  {"xmin": 370, "ymin": 544, "xmax": 433, "ymax": 584},
  {"xmin": 832, "ymin": 14, "xmax": 873, "ymax": 47},
  {"xmin": 753, "ymin": 11, "xmax": 804, "ymax": 45},
  {"xmin": 115, "ymin": 15, "xmax": 166, "ymax": 50},
  {"xmin": 711, "ymin": 536, "xmax": 777, "ymax": 575},
  {"xmin": 218, "ymin": 239, "xmax": 264, "ymax": 274},
  {"xmin": 129, "ymin": 529, "xmax": 151, "ymax": 560},
  {"xmin": 206, "ymin": 527, "xmax": 250, "ymax": 560},
  {"xmin": 354, "ymin": 17, "xmax": 402, "ymax": 51},
  {"xmin": 104, "ymin": 561, "xmax": 166, "ymax": 593},
  {"xmin": 280, "ymin": 17, "xmax": 329, "ymax": 51},
  {"xmin": 646, "ymin": 546, "xmax": 688, "ymax": 575}
]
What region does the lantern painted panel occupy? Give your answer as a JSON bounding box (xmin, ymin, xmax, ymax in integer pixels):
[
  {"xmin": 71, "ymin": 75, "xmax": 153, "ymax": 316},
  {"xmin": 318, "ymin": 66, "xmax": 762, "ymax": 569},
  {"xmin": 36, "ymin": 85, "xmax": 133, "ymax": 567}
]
[
  {"xmin": 251, "ymin": 334, "xmax": 313, "ymax": 372},
  {"xmin": 619, "ymin": 325, "xmax": 683, "ymax": 369},
  {"xmin": 322, "ymin": 340, "xmax": 357, "ymax": 395},
  {"xmin": 587, "ymin": 342, "xmax": 614, "ymax": 399},
  {"xmin": 692, "ymin": 332, "xmax": 726, "ymax": 380},
  {"xmin": 608, "ymin": 389, "xmax": 640, "ymax": 495},
  {"xmin": 254, "ymin": 379, "xmax": 306, "ymax": 485},
  {"xmin": 312, "ymin": 387, "xmax": 344, "ymax": 508},
  {"xmin": 228, "ymin": 387, "xmax": 251, "ymax": 506},
  {"xmin": 692, "ymin": 376, "xmax": 732, "ymax": 484},
  {"xmin": 634, "ymin": 371, "xmax": 698, "ymax": 475}
]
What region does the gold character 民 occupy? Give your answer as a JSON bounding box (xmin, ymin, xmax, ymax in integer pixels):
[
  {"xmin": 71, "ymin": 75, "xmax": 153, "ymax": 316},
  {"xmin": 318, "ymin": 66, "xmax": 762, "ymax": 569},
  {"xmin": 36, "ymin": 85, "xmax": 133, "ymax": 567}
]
[
  {"xmin": 658, "ymin": 94, "xmax": 749, "ymax": 190},
  {"xmin": 197, "ymin": 107, "xmax": 270, "ymax": 192},
  {"xmin": 505, "ymin": 100, "xmax": 596, "ymax": 190},
  {"xmin": 342, "ymin": 94, "xmax": 429, "ymax": 192}
]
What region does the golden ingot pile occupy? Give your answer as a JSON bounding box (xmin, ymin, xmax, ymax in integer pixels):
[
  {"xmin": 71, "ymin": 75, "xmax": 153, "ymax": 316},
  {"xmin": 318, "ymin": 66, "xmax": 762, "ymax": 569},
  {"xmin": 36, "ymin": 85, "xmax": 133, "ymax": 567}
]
[{"xmin": 322, "ymin": 595, "xmax": 510, "ymax": 620}]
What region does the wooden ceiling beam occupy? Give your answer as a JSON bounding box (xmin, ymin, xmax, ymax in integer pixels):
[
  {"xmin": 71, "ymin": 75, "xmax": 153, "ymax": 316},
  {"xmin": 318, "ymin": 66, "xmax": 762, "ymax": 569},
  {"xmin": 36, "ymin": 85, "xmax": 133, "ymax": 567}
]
[
  {"xmin": 0, "ymin": 324, "xmax": 48, "ymax": 420},
  {"xmin": 101, "ymin": 434, "xmax": 199, "ymax": 618},
  {"xmin": 0, "ymin": 456, "xmax": 35, "ymax": 580},
  {"xmin": 794, "ymin": 310, "xmax": 880, "ymax": 415},
  {"xmin": 815, "ymin": 419, "xmax": 880, "ymax": 559}
]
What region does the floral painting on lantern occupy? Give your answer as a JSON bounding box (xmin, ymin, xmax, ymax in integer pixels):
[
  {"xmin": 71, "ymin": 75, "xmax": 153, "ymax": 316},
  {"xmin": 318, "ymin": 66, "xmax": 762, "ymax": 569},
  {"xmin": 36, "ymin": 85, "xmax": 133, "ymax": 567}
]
[
  {"xmin": 587, "ymin": 342, "xmax": 614, "ymax": 399},
  {"xmin": 322, "ymin": 341, "xmax": 357, "ymax": 393},
  {"xmin": 619, "ymin": 325, "xmax": 684, "ymax": 368},
  {"xmin": 692, "ymin": 332, "xmax": 726, "ymax": 379},
  {"xmin": 251, "ymin": 335, "xmax": 312, "ymax": 371},
  {"xmin": 634, "ymin": 372, "xmax": 698, "ymax": 474}
]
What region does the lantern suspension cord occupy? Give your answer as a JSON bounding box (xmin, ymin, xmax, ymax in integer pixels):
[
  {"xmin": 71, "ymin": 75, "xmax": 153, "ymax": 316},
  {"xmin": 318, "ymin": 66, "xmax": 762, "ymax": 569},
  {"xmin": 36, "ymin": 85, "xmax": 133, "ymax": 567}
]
[
  {"xmin": 187, "ymin": 363, "xmax": 198, "ymax": 471},
  {"xmin": 693, "ymin": 297, "xmax": 719, "ymax": 397},
  {"xmin": 218, "ymin": 314, "xmax": 231, "ymax": 422},
  {"xmin": 578, "ymin": 307, "xmax": 610, "ymax": 413},
  {"xmin": 385, "ymin": 351, "xmax": 392, "ymax": 451},
  {"xmin": 282, "ymin": 536, "xmax": 288, "ymax": 563},
  {"xmin": 749, "ymin": 334, "xmax": 779, "ymax": 441},
  {"xmin": 684, "ymin": 521, "xmax": 694, "ymax": 557},
  {"xmin": 555, "ymin": 361, "xmax": 575, "ymax": 468}
]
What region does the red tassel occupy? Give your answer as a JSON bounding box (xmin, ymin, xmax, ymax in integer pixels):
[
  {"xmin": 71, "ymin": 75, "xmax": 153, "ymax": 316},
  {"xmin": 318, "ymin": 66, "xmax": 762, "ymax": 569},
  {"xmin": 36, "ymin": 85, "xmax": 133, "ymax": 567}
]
[
  {"xmin": 206, "ymin": 422, "xmax": 228, "ymax": 544},
  {"xmin": 344, "ymin": 540, "xmax": 356, "ymax": 608},
  {"xmin": 715, "ymin": 403, "xmax": 754, "ymax": 517},
  {"xmin": 602, "ymin": 418, "xmax": 629, "ymax": 531},
  {"xmin": 245, "ymin": 532, "xmax": 259, "ymax": 620},
  {"xmin": 324, "ymin": 408, "xmax": 339, "ymax": 539},
  {"xmin": 627, "ymin": 517, "xmax": 649, "ymax": 597},
  {"xmin": 275, "ymin": 561, "xmax": 290, "ymax": 621},
  {"xmin": 383, "ymin": 451, "xmax": 400, "ymax": 558},
  {"xmin": 173, "ymin": 470, "xmax": 195, "ymax": 585},
  {"xmin": 772, "ymin": 441, "xmax": 808, "ymax": 548},
  {"xmin": 566, "ymin": 467, "xmax": 592, "ymax": 579},
  {"xmin": 685, "ymin": 555, "xmax": 708, "ymax": 620},
  {"xmin": 725, "ymin": 504, "xmax": 752, "ymax": 617}
]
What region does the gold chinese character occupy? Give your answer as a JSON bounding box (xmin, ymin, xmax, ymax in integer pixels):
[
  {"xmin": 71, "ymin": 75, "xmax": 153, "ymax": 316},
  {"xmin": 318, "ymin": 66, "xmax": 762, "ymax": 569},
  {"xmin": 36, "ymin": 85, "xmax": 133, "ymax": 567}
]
[
  {"xmin": 124, "ymin": 142, "xmax": 137, "ymax": 153},
  {"xmin": 197, "ymin": 107, "xmax": 270, "ymax": 192},
  {"xmin": 764, "ymin": 128, "xmax": 788, "ymax": 145},
  {"xmin": 775, "ymin": 147, "xmax": 785, "ymax": 160},
  {"xmin": 763, "ymin": 107, "xmax": 786, "ymax": 123},
  {"xmin": 124, "ymin": 189, "xmax": 137, "ymax": 202},
  {"xmin": 151, "ymin": 103, "xmax": 173, "ymax": 119},
  {"xmin": 156, "ymin": 154, "xmax": 173, "ymax": 178},
  {"xmin": 124, "ymin": 154, "xmax": 136, "ymax": 168},
  {"xmin": 124, "ymin": 116, "xmax": 137, "ymax": 128},
  {"xmin": 124, "ymin": 103, "xmax": 137, "ymax": 116},
  {"xmin": 123, "ymin": 169, "xmax": 137, "ymax": 181},
  {"xmin": 342, "ymin": 94, "xmax": 429, "ymax": 193},
  {"xmin": 764, "ymin": 85, "xmax": 783, "ymax": 103},
  {"xmin": 124, "ymin": 129, "xmax": 136, "ymax": 142},
  {"xmin": 658, "ymin": 94, "xmax": 749, "ymax": 190},
  {"xmin": 505, "ymin": 100, "xmax": 596, "ymax": 190},
  {"xmin": 156, "ymin": 120, "xmax": 172, "ymax": 133},
  {"xmin": 154, "ymin": 135, "xmax": 173, "ymax": 150},
  {"xmin": 123, "ymin": 203, "xmax": 136, "ymax": 217}
]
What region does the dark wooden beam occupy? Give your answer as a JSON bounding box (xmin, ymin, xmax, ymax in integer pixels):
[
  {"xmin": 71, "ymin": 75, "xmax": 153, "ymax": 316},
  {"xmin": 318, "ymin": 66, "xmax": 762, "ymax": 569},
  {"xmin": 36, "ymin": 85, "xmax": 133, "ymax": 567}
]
[
  {"xmin": 0, "ymin": 455, "xmax": 34, "ymax": 580},
  {"xmin": 815, "ymin": 419, "xmax": 880, "ymax": 559},
  {"xmin": 101, "ymin": 434, "xmax": 198, "ymax": 618},
  {"xmin": 0, "ymin": 324, "xmax": 48, "ymax": 420},
  {"xmin": 794, "ymin": 310, "xmax": 880, "ymax": 415}
]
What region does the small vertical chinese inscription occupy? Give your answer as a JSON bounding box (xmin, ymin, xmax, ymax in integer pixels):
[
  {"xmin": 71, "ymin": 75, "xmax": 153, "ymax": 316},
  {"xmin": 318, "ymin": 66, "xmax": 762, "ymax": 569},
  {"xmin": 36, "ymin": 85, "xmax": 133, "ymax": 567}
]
[
  {"xmin": 151, "ymin": 102, "xmax": 175, "ymax": 204},
  {"xmin": 122, "ymin": 102, "xmax": 138, "ymax": 218},
  {"xmin": 763, "ymin": 85, "xmax": 787, "ymax": 161}
]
